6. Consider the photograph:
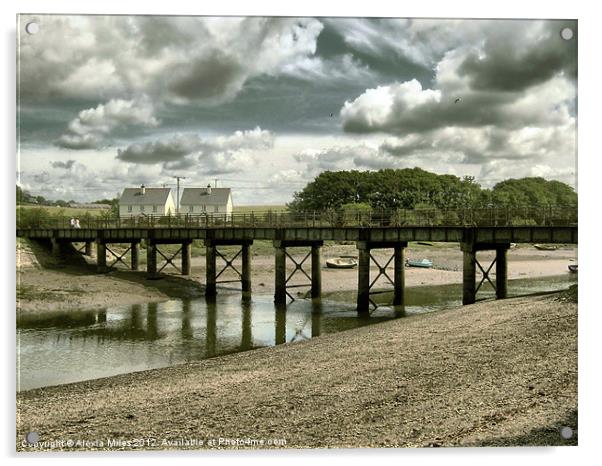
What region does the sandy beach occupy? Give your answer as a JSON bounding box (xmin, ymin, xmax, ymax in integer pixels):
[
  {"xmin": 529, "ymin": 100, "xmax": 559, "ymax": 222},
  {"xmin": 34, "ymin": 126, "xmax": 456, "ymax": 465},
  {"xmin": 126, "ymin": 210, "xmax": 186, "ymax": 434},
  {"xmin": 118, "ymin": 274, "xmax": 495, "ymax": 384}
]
[
  {"xmin": 16, "ymin": 291, "xmax": 577, "ymax": 450},
  {"xmin": 16, "ymin": 239, "xmax": 577, "ymax": 314}
]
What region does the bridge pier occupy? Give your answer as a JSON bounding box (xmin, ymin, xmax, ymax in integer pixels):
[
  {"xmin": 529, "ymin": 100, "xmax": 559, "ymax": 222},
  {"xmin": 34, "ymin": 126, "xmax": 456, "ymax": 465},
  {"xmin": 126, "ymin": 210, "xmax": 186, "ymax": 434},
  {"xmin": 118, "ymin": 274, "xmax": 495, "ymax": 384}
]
[
  {"xmin": 96, "ymin": 240, "xmax": 107, "ymax": 273},
  {"xmin": 461, "ymin": 242, "xmax": 510, "ymax": 304},
  {"xmin": 356, "ymin": 241, "xmax": 407, "ymax": 315},
  {"xmin": 146, "ymin": 241, "xmax": 157, "ymax": 278},
  {"xmin": 84, "ymin": 241, "xmax": 93, "ymax": 256},
  {"xmin": 204, "ymin": 239, "xmax": 253, "ymax": 297},
  {"xmin": 131, "ymin": 242, "xmax": 140, "ymax": 271},
  {"xmin": 273, "ymin": 240, "xmax": 323, "ymax": 306},
  {"xmin": 182, "ymin": 241, "xmax": 192, "ymax": 276}
]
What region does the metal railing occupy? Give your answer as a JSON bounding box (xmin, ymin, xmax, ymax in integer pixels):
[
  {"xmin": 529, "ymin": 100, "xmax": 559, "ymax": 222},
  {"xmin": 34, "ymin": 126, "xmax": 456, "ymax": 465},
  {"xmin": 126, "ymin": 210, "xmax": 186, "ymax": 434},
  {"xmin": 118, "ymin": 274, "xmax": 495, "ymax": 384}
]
[{"xmin": 16, "ymin": 205, "xmax": 578, "ymax": 229}]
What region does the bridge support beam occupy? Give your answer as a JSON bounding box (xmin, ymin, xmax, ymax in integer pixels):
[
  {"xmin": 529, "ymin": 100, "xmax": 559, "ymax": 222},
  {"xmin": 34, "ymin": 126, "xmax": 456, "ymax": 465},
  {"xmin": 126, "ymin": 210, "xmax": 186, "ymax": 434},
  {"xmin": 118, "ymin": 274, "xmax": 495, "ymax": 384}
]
[
  {"xmin": 274, "ymin": 245, "xmax": 287, "ymax": 306},
  {"xmin": 146, "ymin": 241, "xmax": 157, "ymax": 278},
  {"xmin": 204, "ymin": 239, "xmax": 253, "ymax": 297},
  {"xmin": 205, "ymin": 243, "xmax": 217, "ymax": 297},
  {"xmin": 311, "ymin": 244, "xmax": 322, "ymax": 299},
  {"xmin": 496, "ymin": 245, "xmax": 508, "ymax": 299},
  {"xmin": 461, "ymin": 242, "xmax": 511, "ymax": 304},
  {"xmin": 393, "ymin": 244, "xmax": 405, "ymax": 306},
  {"xmin": 181, "ymin": 241, "xmax": 192, "ymax": 276},
  {"xmin": 356, "ymin": 241, "xmax": 408, "ymax": 315},
  {"xmin": 96, "ymin": 241, "xmax": 107, "ymax": 273},
  {"xmin": 273, "ymin": 240, "xmax": 324, "ymax": 306},
  {"xmin": 131, "ymin": 242, "xmax": 140, "ymax": 271},
  {"xmin": 84, "ymin": 241, "xmax": 93, "ymax": 256},
  {"xmin": 242, "ymin": 243, "xmax": 252, "ymax": 294}
]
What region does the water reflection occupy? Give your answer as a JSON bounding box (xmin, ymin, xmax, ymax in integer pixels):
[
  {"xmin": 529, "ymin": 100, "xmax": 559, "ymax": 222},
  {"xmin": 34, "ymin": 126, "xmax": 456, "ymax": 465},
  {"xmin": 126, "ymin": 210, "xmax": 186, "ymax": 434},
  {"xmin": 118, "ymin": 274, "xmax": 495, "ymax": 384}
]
[{"xmin": 17, "ymin": 274, "xmax": 576, "ymax": 391}]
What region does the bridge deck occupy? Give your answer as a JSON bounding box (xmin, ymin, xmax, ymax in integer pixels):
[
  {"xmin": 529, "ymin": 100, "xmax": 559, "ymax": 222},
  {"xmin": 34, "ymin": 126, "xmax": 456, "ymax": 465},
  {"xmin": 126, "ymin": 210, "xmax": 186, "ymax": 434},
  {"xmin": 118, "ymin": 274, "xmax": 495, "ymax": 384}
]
[{"xmin": 17, "ymin": 226, "xmax": 578, "ymax": 244}]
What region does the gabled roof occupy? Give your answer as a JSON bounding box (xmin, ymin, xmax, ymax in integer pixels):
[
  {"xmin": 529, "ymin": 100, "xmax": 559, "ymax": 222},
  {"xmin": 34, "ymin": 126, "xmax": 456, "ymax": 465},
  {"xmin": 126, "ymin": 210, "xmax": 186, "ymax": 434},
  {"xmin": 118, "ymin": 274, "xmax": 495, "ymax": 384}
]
[
  {"xmin": 180, "ymin": 188, "xmax": 232, "ymax": 206},
  {"xmin": 120, "ymin": 188, "xmax": 173, "ymax": 205}
]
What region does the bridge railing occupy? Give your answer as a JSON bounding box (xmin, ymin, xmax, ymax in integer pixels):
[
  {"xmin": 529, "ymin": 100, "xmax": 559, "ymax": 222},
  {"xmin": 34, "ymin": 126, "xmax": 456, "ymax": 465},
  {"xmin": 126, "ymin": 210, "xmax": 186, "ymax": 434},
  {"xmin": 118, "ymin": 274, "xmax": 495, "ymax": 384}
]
[{"xmin": 16, "ymin": 205, "xmax": 578, "ymax": 229}]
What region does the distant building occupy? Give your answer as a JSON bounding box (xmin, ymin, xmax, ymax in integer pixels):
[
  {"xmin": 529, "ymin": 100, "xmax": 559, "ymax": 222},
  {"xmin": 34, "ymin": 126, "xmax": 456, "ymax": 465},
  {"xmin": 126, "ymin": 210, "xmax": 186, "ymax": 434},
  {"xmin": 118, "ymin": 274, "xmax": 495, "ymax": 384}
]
[
  {"xmin": 180, "ymin": 186, "xmax": 233, "ymax": 218},
  {"xmin": 119, "ymin": 185, "xmax": 175, "ymax": 217},
  {"xmin": 68, "ymin": 203, "xmax": 111, "ymax": 209}
]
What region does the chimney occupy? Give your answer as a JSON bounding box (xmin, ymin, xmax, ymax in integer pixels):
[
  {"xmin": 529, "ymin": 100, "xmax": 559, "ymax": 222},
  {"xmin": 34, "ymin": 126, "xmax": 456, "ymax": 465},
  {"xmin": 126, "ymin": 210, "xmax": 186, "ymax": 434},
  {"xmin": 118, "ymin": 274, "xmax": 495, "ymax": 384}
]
[
  {"xmin": 206, "ymin": 184, "xmax": 212, "ymax": 195},
  {"xmin": 140, "ymin": 184, "xmax": 146, "ymax": 195}
]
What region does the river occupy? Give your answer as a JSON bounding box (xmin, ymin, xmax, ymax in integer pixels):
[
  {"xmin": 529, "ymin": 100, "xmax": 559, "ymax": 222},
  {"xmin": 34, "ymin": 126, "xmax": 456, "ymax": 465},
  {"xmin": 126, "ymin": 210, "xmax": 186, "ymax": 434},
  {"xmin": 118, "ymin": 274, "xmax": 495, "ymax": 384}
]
[{"xmin": 17, "ymin": 274, "xmax": 576, "ymax": 391}]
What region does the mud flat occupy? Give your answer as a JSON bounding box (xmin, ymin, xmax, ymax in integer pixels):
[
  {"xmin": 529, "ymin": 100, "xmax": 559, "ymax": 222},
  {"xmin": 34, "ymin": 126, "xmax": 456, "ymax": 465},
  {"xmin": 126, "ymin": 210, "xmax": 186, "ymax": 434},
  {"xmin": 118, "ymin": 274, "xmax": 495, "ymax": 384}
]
[{"xmin": 16, "ymin": 292, "xmax": 577, "ymax": 450}]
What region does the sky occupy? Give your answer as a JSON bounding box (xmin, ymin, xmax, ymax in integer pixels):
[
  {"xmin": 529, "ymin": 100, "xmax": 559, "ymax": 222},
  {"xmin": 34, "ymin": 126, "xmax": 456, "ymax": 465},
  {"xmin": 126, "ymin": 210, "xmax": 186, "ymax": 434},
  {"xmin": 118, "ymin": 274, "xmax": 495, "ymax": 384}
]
[{"xmin": 16, "ymin": 15, "xmax": 577, "ymax": 204}]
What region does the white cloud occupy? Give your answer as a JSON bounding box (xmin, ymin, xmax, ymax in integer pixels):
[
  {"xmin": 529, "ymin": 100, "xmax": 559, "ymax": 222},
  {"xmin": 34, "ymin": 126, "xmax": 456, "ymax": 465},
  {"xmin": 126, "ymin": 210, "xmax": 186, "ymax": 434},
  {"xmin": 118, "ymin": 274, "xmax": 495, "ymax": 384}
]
[{"xmin": 56, "ymin": 98, "xmax": 159, "ymax": 149}]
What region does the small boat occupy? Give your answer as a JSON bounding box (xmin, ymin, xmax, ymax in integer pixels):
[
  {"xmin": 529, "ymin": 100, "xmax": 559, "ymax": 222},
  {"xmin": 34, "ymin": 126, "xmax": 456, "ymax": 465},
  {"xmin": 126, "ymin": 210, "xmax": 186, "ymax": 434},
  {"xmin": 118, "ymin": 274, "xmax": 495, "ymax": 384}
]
[
  {"xmin": 326, "ymin": 257, "xmax": 358, "ymax": 269},
  {"xmin": 406, "ymin": 258, "xmax": 433, "ymax": 268},
  {"xmin": 568, "ymin": 264, "xmax": 578, "ymax": 273},
  {"xmin": 534, "ymin": 244, "xmax": 559, "ymax": 251},
  {"xmin": 417, "ymin": 241, "xmax": 433, "ymax": 246}
]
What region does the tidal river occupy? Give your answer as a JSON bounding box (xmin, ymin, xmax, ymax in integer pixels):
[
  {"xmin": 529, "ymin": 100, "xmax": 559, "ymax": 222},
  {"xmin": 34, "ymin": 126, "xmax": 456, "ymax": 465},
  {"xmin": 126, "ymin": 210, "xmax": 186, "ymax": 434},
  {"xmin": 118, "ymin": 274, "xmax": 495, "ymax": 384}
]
[{"xmin": 17, "ymin": 274, "xmax": 576, "ymax": 391}]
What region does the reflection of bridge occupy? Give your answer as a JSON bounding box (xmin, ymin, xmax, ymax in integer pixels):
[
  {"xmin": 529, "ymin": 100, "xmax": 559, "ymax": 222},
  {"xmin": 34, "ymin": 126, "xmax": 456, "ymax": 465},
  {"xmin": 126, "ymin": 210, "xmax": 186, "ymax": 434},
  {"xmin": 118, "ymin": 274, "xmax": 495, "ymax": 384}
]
[{"xmin": 17, "ymin": 223, "xmax": 577, "ymax": 314}]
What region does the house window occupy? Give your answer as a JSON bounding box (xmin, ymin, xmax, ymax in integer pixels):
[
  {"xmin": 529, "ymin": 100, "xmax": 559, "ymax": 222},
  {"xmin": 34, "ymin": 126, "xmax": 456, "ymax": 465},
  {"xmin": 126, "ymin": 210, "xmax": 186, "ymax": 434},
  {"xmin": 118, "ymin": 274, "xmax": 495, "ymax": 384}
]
[
  {"xmin": 127, "ymin": 205, "xmax": 132, "ymax": 213},
  {"xmin": 140, "ymin": 205, "xmax": 145, "ymax": 213},
  {"xmin": 153, "ymin": 205, "xmax": 158, "ymax": 213},
  {"xmin": 214, "ymin": 206, "xmax": 219, "ymax": 213},
  {"xmin": 189, "ymin": 205, "xmax": 194, "ymax": 213}
]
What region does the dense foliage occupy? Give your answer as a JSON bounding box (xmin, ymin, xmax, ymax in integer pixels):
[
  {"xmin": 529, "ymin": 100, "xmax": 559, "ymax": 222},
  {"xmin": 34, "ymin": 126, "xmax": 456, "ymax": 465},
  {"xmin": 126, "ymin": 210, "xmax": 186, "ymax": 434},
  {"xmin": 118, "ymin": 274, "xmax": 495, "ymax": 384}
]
[{"xmin": 288, "ymin": 169, "xmax": 577, "ymax": 212}]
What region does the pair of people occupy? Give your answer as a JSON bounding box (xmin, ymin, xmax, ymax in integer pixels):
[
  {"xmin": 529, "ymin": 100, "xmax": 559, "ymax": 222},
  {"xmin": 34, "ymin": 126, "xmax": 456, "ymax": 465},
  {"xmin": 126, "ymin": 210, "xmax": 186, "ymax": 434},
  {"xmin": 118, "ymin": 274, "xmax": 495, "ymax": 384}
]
[{"xmin": 69, "ymin": 217, "xmax": 81, "ymax": 228}]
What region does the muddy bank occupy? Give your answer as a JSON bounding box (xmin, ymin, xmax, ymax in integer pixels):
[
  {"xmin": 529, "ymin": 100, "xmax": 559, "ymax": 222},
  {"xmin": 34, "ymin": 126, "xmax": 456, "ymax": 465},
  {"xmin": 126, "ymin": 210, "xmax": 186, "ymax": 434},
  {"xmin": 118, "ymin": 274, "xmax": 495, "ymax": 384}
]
[
  {"xmin": 16, "ymin": 293, "xmax": 577, "ymax": 450},
  {"xmin": 16, "ymin": 239, "xmax": 577, "ymax": 314}
]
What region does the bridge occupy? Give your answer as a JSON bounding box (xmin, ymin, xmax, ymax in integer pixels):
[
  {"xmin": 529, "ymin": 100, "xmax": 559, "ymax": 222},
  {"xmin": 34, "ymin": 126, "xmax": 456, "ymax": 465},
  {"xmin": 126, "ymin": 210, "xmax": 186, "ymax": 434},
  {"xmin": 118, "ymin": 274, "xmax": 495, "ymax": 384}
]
[{"xmin": 17, "ymin": 208, "xmax": 577, "ymax": 314}]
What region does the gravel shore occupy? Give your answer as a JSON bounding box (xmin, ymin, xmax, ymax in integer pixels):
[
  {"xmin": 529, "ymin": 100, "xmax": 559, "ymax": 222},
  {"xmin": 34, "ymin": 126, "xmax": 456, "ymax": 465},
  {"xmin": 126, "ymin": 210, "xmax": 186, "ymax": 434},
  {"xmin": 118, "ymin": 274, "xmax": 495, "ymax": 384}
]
[{"xmin": 16, "ymin": 293, "xmax": 577, "ymax": 450}]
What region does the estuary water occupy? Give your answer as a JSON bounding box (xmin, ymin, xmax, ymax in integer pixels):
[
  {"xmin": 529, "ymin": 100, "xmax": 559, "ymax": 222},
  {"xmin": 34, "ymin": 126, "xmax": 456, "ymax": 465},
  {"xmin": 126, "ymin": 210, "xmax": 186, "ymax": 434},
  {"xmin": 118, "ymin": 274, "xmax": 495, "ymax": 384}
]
[{"xmin": 17, "ymin": 274, "xmax": 576, "ymax": 391}]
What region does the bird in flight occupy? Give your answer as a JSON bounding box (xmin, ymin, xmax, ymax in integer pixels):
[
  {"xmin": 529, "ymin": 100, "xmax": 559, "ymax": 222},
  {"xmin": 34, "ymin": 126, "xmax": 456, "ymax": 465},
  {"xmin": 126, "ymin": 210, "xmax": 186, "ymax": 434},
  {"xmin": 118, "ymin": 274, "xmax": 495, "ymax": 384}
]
[{"xmin": 454, "ymin": 97, "xmax": 461, "ymax": 104}]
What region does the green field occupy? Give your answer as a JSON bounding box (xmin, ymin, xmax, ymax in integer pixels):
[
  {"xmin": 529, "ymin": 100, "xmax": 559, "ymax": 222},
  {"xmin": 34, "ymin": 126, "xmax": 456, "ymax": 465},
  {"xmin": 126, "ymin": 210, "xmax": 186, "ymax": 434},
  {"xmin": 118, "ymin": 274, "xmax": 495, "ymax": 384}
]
[
  {"xmin": 233, "ymin": 205, "xmax": 287, "ymax": 213},
  {"xmin": 17, "ymin": 205, "xmax": 111, "ymax": 217}
]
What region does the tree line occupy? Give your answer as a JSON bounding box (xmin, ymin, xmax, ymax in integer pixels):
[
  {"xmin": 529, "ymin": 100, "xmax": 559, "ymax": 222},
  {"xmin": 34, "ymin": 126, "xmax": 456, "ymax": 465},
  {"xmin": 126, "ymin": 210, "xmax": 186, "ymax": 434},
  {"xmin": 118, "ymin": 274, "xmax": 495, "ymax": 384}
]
[{"xmin": 287, "ymin": 168, "xmax": 577, "ymax": 212}]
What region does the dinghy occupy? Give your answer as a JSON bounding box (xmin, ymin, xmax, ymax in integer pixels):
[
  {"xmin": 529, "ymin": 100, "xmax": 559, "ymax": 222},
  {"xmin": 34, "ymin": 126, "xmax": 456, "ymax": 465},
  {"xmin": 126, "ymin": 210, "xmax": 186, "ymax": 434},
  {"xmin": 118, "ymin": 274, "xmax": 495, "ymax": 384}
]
[
  {"xmin": 326, "ymin": 257, "xmax": 358, "ymax": 269},
  {"xmin": 406, "ymin": 258, "xmax": 433, "ymax": 268},
  {"xmin": 568, "ymin": 264, "xmax": 578, "ymax": 273}
]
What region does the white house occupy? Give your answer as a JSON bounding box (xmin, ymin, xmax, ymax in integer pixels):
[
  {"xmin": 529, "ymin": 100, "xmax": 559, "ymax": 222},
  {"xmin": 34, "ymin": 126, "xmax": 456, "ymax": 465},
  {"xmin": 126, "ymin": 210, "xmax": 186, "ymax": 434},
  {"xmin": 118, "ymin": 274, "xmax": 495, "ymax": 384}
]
[
  {"xmin": 119, "ymin": 185, "xmax": 176, "ymax": 217},
  {"xmin": 180, "ymin": 186, "xmax": 233, "ymax": 218}
]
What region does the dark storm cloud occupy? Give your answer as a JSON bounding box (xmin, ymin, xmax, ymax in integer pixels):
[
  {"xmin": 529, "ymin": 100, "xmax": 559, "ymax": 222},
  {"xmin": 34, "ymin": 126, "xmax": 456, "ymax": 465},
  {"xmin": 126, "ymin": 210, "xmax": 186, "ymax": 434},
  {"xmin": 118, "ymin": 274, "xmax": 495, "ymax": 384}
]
[
  {"xmin": 50, "ymin": 160, "xmax": 76, "ymax": 169},
  {"xmin": 167, "ymin": 52, "xmax": 246, "ymax": 103},
  {"xmin": 117, "ymin": 128, "xmax": 274, "ymax": 175},
  {"xmin": 117, "ymin": 134, "xmax": 202, "ymax": 164},
  {"xmin": 458, "ymin": 21, "xmax": 577, "ymax": 92}
]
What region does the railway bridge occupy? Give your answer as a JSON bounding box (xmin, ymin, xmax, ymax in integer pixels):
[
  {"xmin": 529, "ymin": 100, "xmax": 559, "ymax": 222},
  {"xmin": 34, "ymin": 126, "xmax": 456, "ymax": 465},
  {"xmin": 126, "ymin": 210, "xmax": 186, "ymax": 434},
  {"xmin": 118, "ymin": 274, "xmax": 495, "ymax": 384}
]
[{"xmin": 17, "ymin": 219, "xmax": 577, "ymax": 314}]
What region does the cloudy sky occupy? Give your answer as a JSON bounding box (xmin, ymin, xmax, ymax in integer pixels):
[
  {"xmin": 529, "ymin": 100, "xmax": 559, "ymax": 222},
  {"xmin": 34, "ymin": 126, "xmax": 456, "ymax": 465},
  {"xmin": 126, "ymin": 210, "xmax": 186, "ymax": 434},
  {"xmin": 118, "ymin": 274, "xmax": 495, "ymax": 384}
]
[{"xmin": 17, "ymin": 15, "xmax": 577, "ymax": 204}]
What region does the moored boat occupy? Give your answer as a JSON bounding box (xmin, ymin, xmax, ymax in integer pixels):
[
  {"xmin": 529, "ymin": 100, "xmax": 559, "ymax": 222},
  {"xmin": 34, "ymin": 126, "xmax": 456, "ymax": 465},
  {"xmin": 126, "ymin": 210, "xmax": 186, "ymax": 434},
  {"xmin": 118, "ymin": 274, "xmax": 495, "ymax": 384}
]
[
  {"xmin": 534, "ymin": 244, "xmax": 559, "ymax": 251},
  {"xmin": 406, "ymin": 258, "xmax": 433, "ymax": 268},
  {"xmin": 568, "ymin": 264, "xmax": 578, "ymax": 273},
  {"xmin": 326, "ymin": 257, "xmax": 358, "ymax": 269}
]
